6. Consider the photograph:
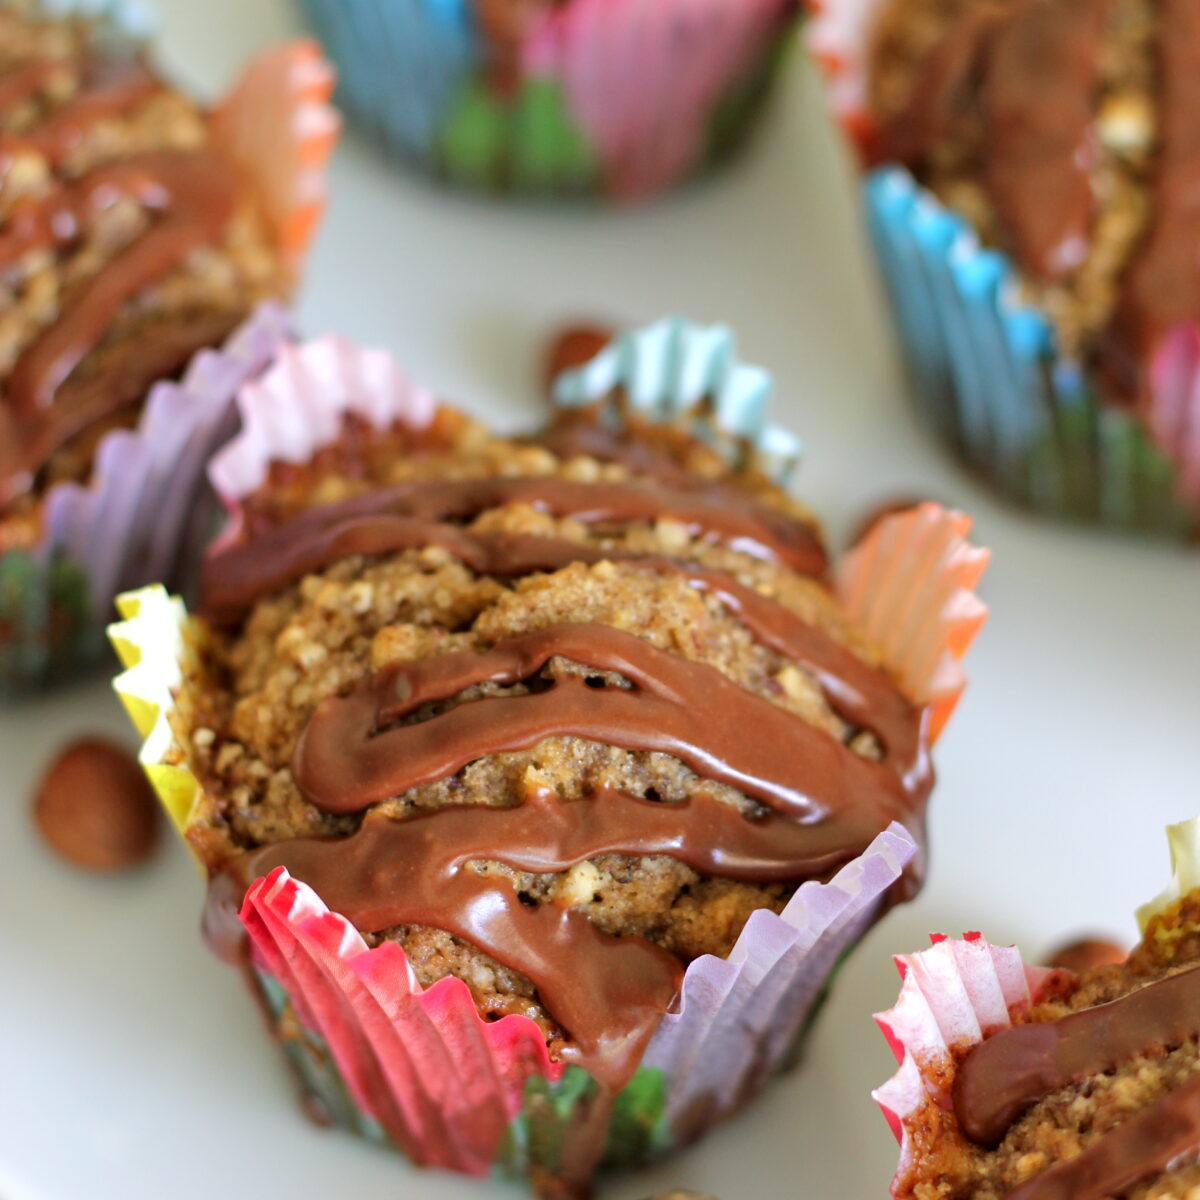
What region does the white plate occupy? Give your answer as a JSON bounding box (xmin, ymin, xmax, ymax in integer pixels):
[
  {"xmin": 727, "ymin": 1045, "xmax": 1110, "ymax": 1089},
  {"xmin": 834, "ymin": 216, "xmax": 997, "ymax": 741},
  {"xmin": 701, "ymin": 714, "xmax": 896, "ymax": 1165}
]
[{"xmin": 3, "ymin": 3, "xmax": 1198, "ymax": 1197}]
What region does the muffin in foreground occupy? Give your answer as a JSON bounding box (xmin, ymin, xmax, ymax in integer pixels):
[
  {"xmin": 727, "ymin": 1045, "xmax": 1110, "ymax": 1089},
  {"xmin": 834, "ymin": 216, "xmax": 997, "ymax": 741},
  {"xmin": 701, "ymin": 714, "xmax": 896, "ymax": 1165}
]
[
  {"xmin": 296, "ymin": 0, "xmax": 797, "ymax": 200},
  {"xmin": 110, "ymin": 319, "xmax": 987, "ymax": 1197},
  {"xmin": 874, "ymin": 816, "xmax": 1200, "ymax": 1200},
  {"xmin": 0, "ymin": 1, "xmax": 338, "ymax": 691},
  {"xmin": 810, "ymin": 0, "xmax": 1200, "ymax": 538}
]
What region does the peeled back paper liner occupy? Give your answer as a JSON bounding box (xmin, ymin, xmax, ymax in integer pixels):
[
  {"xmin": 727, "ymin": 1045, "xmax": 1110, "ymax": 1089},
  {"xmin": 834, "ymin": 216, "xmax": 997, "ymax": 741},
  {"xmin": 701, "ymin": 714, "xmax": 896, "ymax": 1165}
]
[
  {"xmin": 807, "ymin": 0, "xmax": 1200, "ymax": 539},
  {"xmin": 0, "ymin": 30, "xmax": 338, "ymax": 693},
  {"xmin": 109, "ymin": 326, "xmax": 987, "ymax": 1182},
  {"xmin": 295, "ymin": 0, "xmax": 795, "ymax": 200},
  {"xmin": 872, "ymin": 815, "xmax": 1200, "ymax": 1197}
]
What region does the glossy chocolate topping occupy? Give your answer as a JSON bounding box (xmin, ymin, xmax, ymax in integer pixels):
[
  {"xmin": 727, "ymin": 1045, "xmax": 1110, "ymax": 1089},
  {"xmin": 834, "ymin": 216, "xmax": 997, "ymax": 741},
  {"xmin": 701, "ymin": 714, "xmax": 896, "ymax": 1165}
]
[
  {"xmin": 293, "ymin": 622, "xmax": 913, "ymax": 825},
  {"xmin": 955, "ymin": 963, "xmax": 1200, "ymax": 1147},
  {"xmin": 1004, "ymin": 1073, "xmax": 1200, "ymax": 1200},
  {"xmin": 206, "ymin": 453, "xmax": 928, "ymax": 1092},
  {"xmin": 1101, "ymin": 0, "xmax": 1200, "ymax": 396},
  {"xmin": 0, "ymin": 52, "xmax": 240, "ymax": 509},
  {"xmin": 203, "ymin": 474, "xmax": 829, "ymax": 606}
]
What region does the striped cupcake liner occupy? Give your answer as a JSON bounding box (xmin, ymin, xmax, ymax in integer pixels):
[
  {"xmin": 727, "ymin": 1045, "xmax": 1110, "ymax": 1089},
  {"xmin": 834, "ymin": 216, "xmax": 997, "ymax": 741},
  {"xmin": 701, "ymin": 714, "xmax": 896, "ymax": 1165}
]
[
  {"xmin": 874, "ymin": 814, "xmax": 1200, "ymax": 1197},
  {"xmin": 0, "ymin": 24, "xmax": 338, "ymax": 695},
  {"xmin": 864, "ymin": 168, "xmax": 1198, "ymax": 538},
  {"xmin": 295, "ymin": 0, "xmax": 796, "ymax": 200},
  {"xmin": 107, "ymin": 323, "xmax": 987, "ymax": 1187}
]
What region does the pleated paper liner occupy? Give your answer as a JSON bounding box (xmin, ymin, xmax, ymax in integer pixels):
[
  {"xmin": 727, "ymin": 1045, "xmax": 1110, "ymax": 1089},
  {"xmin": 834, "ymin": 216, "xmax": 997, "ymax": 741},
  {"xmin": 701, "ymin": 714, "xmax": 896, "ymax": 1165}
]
[
  {"xmin": 295, "ymin": 0, "xmax": 796, "ymax": 200},
  {"xmin": 873, "ymin": 815, "xmax": 1200, "ymax": 1197},
  {"xmin": 109, "ymin": 322, "xmax": 987, "ymax": 1187},
  {"xmin": 2, "ymin": 305, "xmax": 292, "ymax": 694},
  {"xmin": 862, "ymin": 169, "xmax": 1198, "ymax": 538},
  {"xmin": 0, "ymin": 22, "xmax": 338, "ymax": 693},
  {"xmin": 807, "ymin": 0, "xmax": 1200, "ymax": 540}
]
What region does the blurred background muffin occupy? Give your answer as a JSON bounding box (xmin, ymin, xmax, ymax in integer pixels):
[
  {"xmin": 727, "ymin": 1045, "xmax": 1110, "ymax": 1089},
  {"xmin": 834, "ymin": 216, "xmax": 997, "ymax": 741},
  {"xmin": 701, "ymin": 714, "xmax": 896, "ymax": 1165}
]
[
  {"xmin": 296, "ymin": 0, "xmax": 800, "ymax": 200},
  {"xmin": 810, "ymin": 0, "xmax": 1200, "ymax": 539}
]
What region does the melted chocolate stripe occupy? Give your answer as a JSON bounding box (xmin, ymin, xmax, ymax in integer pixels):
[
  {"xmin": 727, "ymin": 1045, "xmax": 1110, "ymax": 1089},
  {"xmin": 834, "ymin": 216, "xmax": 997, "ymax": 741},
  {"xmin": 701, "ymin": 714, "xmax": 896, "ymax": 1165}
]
[
  {"xmin": 981, "ymin": 0, "xmax": 1110, "ymax": 281},
  {"xmin": 234, "ymin": 794, "xmax": 686, "ymax": 1090},
  {"xmin": 201, "ymin": 516, "xmax": 923, "ymax": 789},
  {"xmin": 293, "ymin": 623, "xmax": 910, "ymax": 825},
  {"xmin": 1003, "ymin": 1073, "xmax": 1200, "ymax": 1200},
  {"xmin": 956, "ymin": 964, "xmax": 1200, "ymax": 1147},
  {"xmin": 212, "ymin": 475, "xmax": 829, "ymax": 581}
]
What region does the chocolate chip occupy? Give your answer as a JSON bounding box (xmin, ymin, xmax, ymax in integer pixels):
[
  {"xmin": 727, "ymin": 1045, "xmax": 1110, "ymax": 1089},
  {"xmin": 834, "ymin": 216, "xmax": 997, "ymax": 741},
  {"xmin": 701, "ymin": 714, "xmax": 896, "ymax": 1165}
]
[
  {"xmin": 33, "ymin": 736, "xmax": 161, "ymax": 872},
  {"xmin": 542, "ymin": 324, "xmax": 613, "ymax": 396},
  {"xmin": 1046, "ymin": 936, "xmax": 1127, "ymax": 974}
]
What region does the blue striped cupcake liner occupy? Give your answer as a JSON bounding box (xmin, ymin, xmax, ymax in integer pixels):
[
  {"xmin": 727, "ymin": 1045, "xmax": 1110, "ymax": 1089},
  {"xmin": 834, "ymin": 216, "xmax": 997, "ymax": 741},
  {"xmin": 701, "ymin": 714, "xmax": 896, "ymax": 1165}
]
[
  {"xmin": 865, "ymin": 167, "xmax": 1196, "ymax": 538},
  {"xmin": 551, "ymin": 316, "xmax": 803, "ymax": 486}
]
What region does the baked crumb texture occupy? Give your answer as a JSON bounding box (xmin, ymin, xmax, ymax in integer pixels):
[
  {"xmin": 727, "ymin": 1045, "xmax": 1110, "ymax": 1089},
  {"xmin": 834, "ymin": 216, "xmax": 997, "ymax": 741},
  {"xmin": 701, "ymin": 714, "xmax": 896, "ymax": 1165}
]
[
  {"xmin": 867, "ymin": 0, "xmax": 1195, "ymax": 400},
  {"xmin": 0, "ymin": 4, "xmax": 288, "ymax": 550},
  {"xmin": 881, "ymin": 892, "xmax": 1200, "ymax": 1200},
  {"xmin": 179, "ymin": 402, "xmax": 932, "ymax": 1081}
]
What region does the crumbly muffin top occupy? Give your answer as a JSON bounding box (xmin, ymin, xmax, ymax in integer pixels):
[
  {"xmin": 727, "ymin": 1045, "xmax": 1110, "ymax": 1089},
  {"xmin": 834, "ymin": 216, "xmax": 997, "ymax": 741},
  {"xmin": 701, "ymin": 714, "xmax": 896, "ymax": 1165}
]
[
  {"xmin": 180, "ymin": 407, "xmax": 930, "ymax": 1093},
  {"xmin": 0, "ymin": 5, "xmax": 287, "ymax": 544},
  {"xmin": 868, "ymin": 0, "xmax": 1194, "ymax": 401},
  {"xmin": 896, "ymin": 893, "xmax": 1200, "ymax": 1200}
]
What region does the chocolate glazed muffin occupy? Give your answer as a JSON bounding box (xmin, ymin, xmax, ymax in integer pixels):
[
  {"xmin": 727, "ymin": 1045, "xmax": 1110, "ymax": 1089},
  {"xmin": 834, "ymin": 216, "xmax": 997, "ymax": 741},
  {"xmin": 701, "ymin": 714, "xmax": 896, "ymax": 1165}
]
[
  {"xmin": 881, "ymin": 896, "xmax": 1200, "ymax": 1200},
  {"xmin": 176, "ymin": 393, "xmax": 936, "ymax": 1194},
  {"xmin": 0, "ymin": 6, "xmax": 293, "ymax": 556},
  {"xmin": 868, "ymin": 0, "xmax": 1191, "ymax": 405}
]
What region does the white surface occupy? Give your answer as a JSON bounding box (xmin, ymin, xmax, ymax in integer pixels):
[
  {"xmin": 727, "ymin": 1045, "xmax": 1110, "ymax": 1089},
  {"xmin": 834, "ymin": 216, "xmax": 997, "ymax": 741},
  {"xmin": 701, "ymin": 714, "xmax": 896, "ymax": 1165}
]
[{"xmin": 3, "ymin": 3, "xmax": 1199, "ymax": 1198}]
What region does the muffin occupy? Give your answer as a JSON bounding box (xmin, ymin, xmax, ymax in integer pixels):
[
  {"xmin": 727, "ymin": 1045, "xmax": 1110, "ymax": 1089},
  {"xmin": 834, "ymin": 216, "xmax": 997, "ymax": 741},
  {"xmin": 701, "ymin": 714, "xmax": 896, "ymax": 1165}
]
[
  {"xmin": 874, "ymin": 815, "xmax": 1200, "ymax": 1200},
  {"xmin": 110, "ymin": 319, "xmax": 987, "ymax": 1197},
  {"xmin": 296, "ymin": 0, "xmax": 798, "ymax": 200},
  {"xmin": 810, "ymin": 0, "xmax": 1200, "ymax": 537},
  {"xmin": 0, "ymin": 1, "xmax": 337, "ymax": 691}
]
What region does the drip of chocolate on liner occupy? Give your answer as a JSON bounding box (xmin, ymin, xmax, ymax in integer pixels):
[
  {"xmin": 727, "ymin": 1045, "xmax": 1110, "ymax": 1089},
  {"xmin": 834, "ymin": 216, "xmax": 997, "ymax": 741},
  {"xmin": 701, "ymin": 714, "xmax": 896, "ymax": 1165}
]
[
  {"xmin": 201, "ymin": 519, "xmax": 924, "ymax": 791},
  {"xmin": 1002, "ymin": 1072, "xmax": 1200, "ymax": 1200},
  {"xmin": 955, "ymin": 962, "xmax": 1200, "ymax": 1147},
  {"xmin": 292, "ymin": 622, "xmax": 915, "ymax": 825}
]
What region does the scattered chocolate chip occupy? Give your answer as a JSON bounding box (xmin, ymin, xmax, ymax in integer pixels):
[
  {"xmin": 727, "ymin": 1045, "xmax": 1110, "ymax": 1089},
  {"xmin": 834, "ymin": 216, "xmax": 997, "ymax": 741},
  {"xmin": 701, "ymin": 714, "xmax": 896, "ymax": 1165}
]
[
  {"xmin": 33, "ymin": 736, "xmax": 161, "ymax": 872},
  {"xmin": 1046, "ymin": 936, "xmax": 1127, "ymax": 974},
  {"xmin": 543, "ymin": 324, "xmax": 613, "ymax": 396},
  {"xmin": 849, "ymin": 496, "xmax": 933, "ymax": 547}
]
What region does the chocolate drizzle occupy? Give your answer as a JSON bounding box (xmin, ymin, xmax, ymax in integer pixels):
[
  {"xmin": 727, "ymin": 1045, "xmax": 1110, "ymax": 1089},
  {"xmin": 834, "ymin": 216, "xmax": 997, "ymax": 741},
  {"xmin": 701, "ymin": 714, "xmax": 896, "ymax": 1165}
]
[
  {"xmin": 1005, "ymin": 1074, "xmax": 1200, "ymax": 1200},
  {"xmin": 294, "ymin": 623, "xmax": 915, "ymax": 826},
  {"xmin": 205, "ymin": 431, "xmax": 932, "ymax": 1169},
  {"xmin": 953, "ymin": 963, "xmax": 1200, "ymax": 1197},
  {"xmin": 0, "ymin": 51, "xmax": 240, "ymax": 508}
]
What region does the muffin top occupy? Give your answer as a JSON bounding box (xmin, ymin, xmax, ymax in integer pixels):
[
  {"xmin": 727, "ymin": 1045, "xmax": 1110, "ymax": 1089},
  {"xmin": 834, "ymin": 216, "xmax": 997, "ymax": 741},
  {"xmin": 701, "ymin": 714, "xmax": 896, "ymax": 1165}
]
[
  {"xmin": 0, "ymin": 5, "xmax": 289, "ymax": 540},
  {"xmin": 894, "ymin": 891, "xmax": 1200, "ymax": 1199},
  {"xmin": 868, "ymin": 0, "xmax": 1195, "ymax": 401},
  {"xmin": 185, "ymin": 404, "xmax": 931, "ymax": 1089}
]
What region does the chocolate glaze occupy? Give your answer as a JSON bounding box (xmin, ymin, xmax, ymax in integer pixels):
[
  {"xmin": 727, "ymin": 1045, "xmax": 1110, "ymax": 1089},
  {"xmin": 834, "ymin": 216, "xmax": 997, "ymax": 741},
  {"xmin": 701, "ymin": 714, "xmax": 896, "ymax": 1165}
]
[
  {"xmin": 202, "ymin": 520, "xmax": 923, "ymax": 791},
  {"xmin": 293, "ymin": 622, "xmax": 913, "ymax": 826},
  {"xmin": 1100, "ymin": 0, "xmax": 1200, "ymax": 398},
  {"xmin": 204, "ymin": 474, "xmax": 828, "ymax": 598},
  {"xmin": 0, "ymin": 52, "xmax": 239, "ymax": 509},
  {"xmin": 956, "ymin": 963, "xmax": 1200, "ymax": 1148},
  {"xmin": 1003, "ymin": 1073, "xmax": 1200, "ymax": 1200},
  {"xmin": 981, "ymin": 0, "xmax": 1109, "ymax": 281}
]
